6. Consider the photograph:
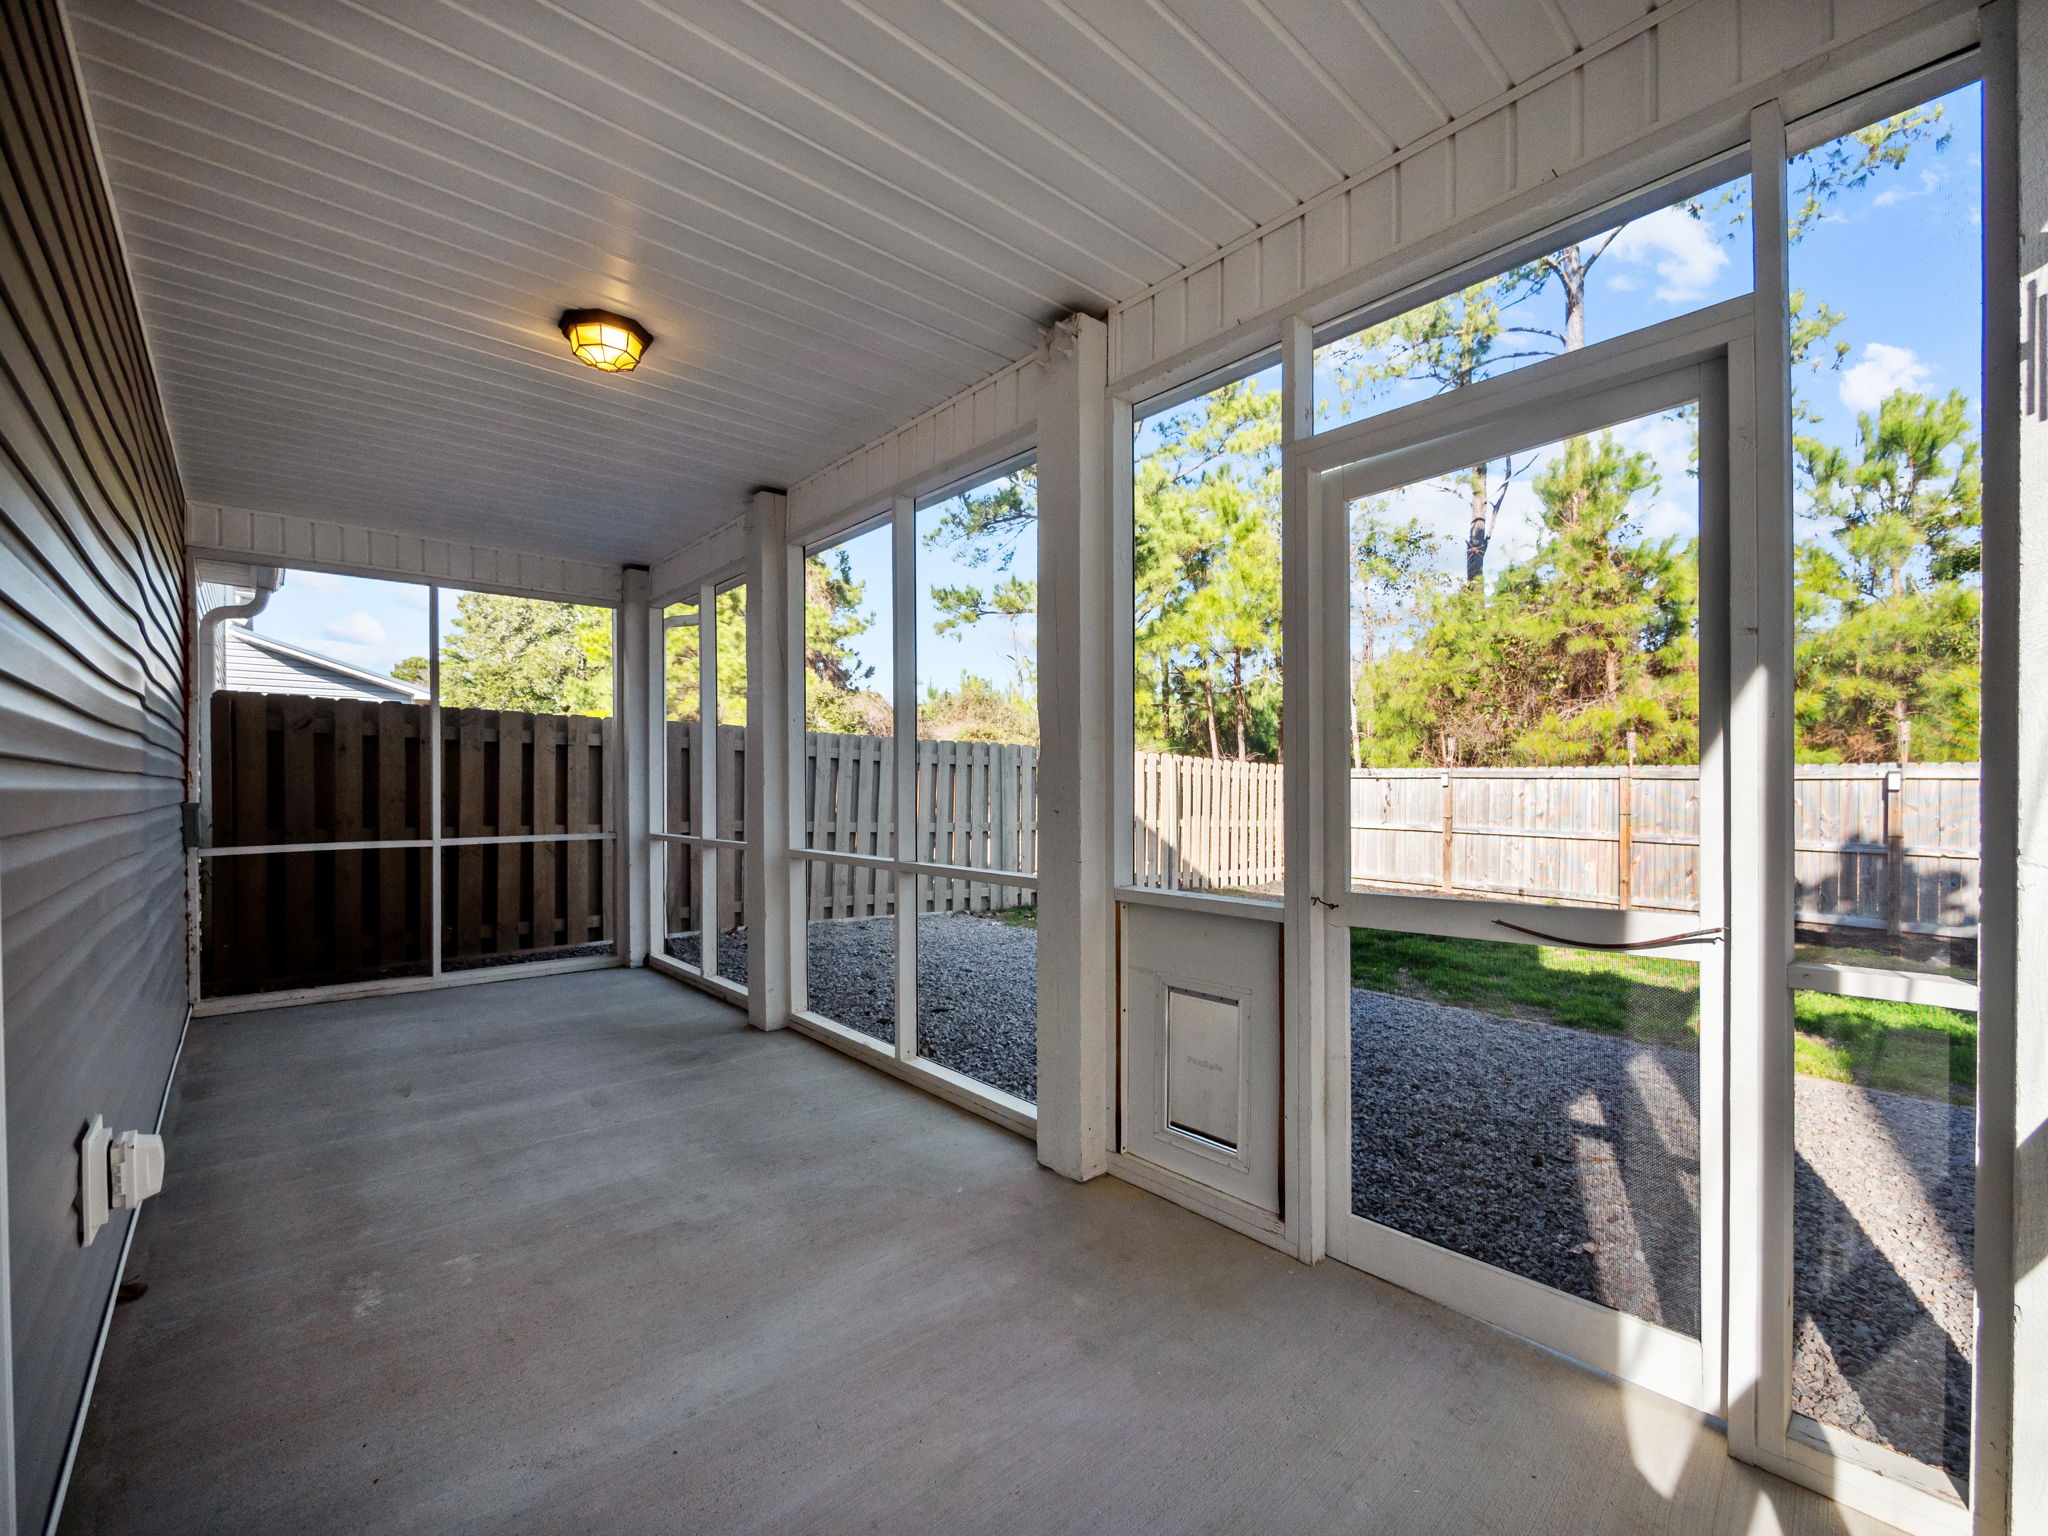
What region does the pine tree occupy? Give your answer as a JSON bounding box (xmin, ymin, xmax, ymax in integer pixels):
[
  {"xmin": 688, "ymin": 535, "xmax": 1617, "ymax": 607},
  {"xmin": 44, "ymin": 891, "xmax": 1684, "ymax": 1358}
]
[
  {"xmin": 1792, "ymin": 390, "xmax": 1981, "ymax": 763},
  {"xmin": 1359, "ymin": 434, "xmax": 1697, "ymax": 767}
]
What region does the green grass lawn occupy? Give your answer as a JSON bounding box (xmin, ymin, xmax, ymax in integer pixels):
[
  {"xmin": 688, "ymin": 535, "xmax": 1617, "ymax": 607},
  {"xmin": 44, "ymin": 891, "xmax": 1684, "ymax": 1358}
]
[{"xmin": 1350, "ymin": 928, "xmax": 1975, "ymax": 1104}]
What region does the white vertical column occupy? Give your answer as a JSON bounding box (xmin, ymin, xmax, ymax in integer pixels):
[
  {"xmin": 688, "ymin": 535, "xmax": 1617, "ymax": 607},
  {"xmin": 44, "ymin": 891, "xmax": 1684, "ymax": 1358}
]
[
  {"xmin": 1279, "ymin": 311, "xmax": 1327, "ymax": 1262},
  {"xmin": 1983, "ymin": 3, "xmax": 2036, "ymax": 1529},
  {"xmin": 1725, "ymin": 98, "xmax": 1793, "ymax": 1465},
  {"xmin": 697, "ymin": 583, "xmax": 719, "ymax": 978},
  {"xmin": 617, "ymin": 564, "xmax": 654, "ymax": 966},
  {"xmin": 745, "ymin": 490, "xmax": 795, "ymax": 1031},
  {"xmin": 1035, "ymin": 313, "xmax": 1112, "ymax": 1181},
  {"xmin": 892, "ymin": 496, "xmax": 918, "ymax": 1060},
  {"xmin": 428, "ymin": 586, "xmax": 443, "ymax": 979}
]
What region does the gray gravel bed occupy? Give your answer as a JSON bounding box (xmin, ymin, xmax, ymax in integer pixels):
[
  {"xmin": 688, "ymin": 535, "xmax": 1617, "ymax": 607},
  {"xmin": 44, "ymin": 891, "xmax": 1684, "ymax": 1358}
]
[
  {"xmin": 1790, "ymin": 1071, "xmax": 1972, "ymax": 1476},
  {"xmin": 665, "ymin": 929, "xmax": 749, "ymax": 987},
  {"xmin": 909, "ymin": 912, "xmax": 1039, "ymax": 1102},
  {"xmin": 668, "ymin": 913, "xmax": 1040, "ymax": 1104},
  {"xmin": 1351, "ymin": 986, "xmax": 1973, "ymax": 1477},
  {"xmin": 1351, "ymin": 989, "xmax": 1703, "ymax": 1335}
]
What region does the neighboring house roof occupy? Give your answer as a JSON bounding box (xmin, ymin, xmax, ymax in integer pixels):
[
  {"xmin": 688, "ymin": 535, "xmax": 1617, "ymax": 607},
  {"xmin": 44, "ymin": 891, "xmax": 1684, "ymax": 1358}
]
[{"xmin": 222, "ymin": 624, "xmax": 428, "ymax": 704}]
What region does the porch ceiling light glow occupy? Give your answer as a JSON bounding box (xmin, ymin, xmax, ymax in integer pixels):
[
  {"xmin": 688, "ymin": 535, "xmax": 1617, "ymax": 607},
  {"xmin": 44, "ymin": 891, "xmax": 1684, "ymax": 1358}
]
[{"xmin": 558, "ymin": 308, "xmax": 650, "ymax": 373}]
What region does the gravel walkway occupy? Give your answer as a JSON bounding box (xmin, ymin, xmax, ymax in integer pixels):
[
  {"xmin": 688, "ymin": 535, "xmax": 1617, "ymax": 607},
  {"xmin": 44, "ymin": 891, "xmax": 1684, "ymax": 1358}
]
[
  {"xmin": 1351, "ymin": 988, "xmax": 1973, "ymax": 1477},
  {"xmin": 669, "ymin": 912, "xmax": 1040, "ymax": 1102},
  {"xmin": 666, "ymin": 918, "xmax": 1972, "ymax": 1475},
  {"xmin": 1350, "ymin": 990, "xmax": 1703, "ymax": 1335}
]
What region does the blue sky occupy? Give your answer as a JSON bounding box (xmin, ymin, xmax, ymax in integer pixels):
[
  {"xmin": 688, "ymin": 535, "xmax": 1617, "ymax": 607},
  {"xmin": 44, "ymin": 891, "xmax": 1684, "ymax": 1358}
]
[
  {"xmin": 810, "ymin": 466, "xmax": 1041, "ymax": 710},
  {"xmin": 250, "ymin": 570, "xmax": 428, "ymax": 678},
  {"xmin": 1341, "ymin": 80, "xmax": 1981, "ymax": 680}
]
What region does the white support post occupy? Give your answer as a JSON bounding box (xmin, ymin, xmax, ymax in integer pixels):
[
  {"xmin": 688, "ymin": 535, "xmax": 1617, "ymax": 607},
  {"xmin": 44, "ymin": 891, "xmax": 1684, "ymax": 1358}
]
[
  {"xmin": 1279, "ymin": 311, "xmax": 1326, "ymax": 1262},
  {"xmin": 1985, "ymin": 2, "xmax": 2037, "ymax": 1529},
  {"xmin": 745, "ymin": 490, "xmax": 795, "ymax": 1031},
  {"xmin": 617, "ymin": 565, "xmax": 654, "ymax": 966},
  {"xmin": 892, "ymin": 496, "xmax": 918, "ymax": 1060},
  {"xmin": 1035, "ymin": 313, "xmax": 1112, "ymax": 1181},
  {"xmin": 1726, "ymin": 98, "xmax": 1794, "ymax": 1465},
  {"xmin": 428, "ymin": 586, "xmax": 444, "ymax": 979},
  {"xmin": 697, "ymin": 584, "xmax": 719, "ymax": 979}
]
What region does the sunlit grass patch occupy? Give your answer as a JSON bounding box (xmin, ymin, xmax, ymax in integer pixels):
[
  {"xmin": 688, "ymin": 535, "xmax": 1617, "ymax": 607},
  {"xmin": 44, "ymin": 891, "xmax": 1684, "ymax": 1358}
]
[{"xmin": 1351, "ymin": 928, "xmax": 1974, "ymax": 1102}]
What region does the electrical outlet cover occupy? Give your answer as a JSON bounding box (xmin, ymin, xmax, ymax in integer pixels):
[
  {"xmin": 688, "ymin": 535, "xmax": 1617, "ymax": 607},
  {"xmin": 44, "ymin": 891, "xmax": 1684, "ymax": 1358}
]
[{"xmin": 79, "ymin": 1114, "xmax": 110, "ymax": 1246}]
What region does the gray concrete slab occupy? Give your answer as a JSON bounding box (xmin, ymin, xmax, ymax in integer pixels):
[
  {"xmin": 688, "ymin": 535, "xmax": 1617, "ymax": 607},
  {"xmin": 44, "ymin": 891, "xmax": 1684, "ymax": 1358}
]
[{"xmin": 60, "ymin": 969, "xmax": 1893, "ymax": 1535}]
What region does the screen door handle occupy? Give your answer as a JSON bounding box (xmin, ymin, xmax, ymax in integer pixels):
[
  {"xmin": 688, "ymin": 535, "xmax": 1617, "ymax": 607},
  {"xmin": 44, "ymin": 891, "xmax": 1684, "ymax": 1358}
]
[{"xmin": 1490, "ymin": 919, "xmax": 1724, "ymax": 951}]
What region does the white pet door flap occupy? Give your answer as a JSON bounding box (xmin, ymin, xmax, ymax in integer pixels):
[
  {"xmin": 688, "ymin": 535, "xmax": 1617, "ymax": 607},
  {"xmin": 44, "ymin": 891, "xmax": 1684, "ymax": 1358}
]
[{"xmin": 1165, "ymin": 988, "xmax": 1241, "ymax": 1149}]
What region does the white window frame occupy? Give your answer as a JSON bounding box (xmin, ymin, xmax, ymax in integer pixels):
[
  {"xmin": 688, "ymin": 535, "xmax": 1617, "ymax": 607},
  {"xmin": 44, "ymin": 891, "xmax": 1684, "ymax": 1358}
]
[
  {"xmin": 783, "ymin": 459, "xmax": 1042, "ymax": 1138},
  {"xmin": 1299, "ymin": 310, "xmax": 1741, "ymax": 1417},
  {"xmin": 649, "ymin": 576, "xmax": 751, "ymax": 1002}
]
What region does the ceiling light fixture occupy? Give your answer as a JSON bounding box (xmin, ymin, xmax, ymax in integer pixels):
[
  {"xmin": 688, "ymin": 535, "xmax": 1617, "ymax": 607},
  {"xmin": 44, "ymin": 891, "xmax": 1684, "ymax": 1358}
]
[{"xmin": 559, "ymin": 308, "xmax": 651, "ymax": 373}]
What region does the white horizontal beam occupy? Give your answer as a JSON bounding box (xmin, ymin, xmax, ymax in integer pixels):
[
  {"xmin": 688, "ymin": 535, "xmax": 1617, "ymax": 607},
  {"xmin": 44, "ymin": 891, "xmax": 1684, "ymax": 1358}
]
[{"xmin": 189, "ymin": 501, "xmax": 622, "ymax": 605}]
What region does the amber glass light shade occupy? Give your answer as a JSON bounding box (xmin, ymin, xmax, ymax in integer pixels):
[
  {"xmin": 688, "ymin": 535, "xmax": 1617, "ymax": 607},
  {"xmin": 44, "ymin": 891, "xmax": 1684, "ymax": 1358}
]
[{"xmin": 559, "ymin": 309, "xmax": 650, "ymax": 372}]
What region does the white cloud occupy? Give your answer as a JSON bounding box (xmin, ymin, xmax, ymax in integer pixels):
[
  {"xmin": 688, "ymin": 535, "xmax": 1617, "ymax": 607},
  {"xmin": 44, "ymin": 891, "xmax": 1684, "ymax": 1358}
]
[
  {"xmin": 1872, "ymin": 164, "xmax": 1947, "ymax": 208},
  {"xmin": 1839, "ymin": 342, "xmax": 1933, "ymax": 413},
  {"xmin": 324, "ymin": 611, "xmax": 388, "ymax": 647},
  {"xmin": 395, "ymin": 585, "xmax": 430, "ymax": 610},
  {"xmin": 1605, "ymin": 207, "xmax": 1730, "ymax": 303},
  {"xmin": 288, "ymin": 569, "xmax": 339, "ymax": 590}
]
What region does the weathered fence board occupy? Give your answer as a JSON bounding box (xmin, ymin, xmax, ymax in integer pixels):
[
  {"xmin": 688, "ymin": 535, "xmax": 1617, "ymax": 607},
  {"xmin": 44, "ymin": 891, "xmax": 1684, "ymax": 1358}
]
[
  {"xmin": 660, "ymin": 727, "xmax": 1041, "ymax": 934},
  {"xmin": 1340, "ymin": 762, "xmax": 1974, "ymax": 936},
  {"xmin": 203, "ymin": 692, "xmax": 614, "ymax": 996},
  {"xmin": 1132, "ymin": 752, "xmax": 1284, "ymax": 894}
]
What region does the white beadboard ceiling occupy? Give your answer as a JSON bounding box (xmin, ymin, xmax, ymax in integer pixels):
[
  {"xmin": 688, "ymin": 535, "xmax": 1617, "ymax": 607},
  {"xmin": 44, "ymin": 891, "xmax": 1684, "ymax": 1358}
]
[{"xmin": 69, "ymin": 0, "xmax": 1656, "ymax": 566}]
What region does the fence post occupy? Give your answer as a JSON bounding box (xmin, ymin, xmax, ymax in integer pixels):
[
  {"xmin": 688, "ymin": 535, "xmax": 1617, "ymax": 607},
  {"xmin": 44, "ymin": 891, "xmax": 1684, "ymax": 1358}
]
[
  {"xmin": 1439, "ymin": 739, "xmax": 1456, "ymax": 893},
  {"xmin": 1884, "ymin": 762, "xmax": 1906, "ymax": 953},
  {"xmin": 1619, "ymin": 730, "xmax": 1636, "ymax": 910}
]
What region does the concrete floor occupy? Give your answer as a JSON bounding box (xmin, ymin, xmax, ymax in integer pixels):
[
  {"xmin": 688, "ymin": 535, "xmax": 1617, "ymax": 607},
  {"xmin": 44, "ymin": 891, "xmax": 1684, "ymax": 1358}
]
[{"xmin": 60, "ymin": 969, "xmax": 1903, "ymax": 1536}]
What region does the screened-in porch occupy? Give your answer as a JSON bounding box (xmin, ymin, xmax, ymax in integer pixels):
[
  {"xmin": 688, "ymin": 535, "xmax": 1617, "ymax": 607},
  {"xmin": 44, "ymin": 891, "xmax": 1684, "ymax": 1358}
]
[{"xmin": 3, "ymin": 3, "xmax": 2043, "ymax": 1535}]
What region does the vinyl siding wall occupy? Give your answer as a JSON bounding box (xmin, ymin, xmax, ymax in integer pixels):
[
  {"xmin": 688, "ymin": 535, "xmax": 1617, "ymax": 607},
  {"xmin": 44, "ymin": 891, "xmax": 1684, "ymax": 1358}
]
[{"xmin": 0, "ymin": 1, "xmax": 188, "ymax": 1528}]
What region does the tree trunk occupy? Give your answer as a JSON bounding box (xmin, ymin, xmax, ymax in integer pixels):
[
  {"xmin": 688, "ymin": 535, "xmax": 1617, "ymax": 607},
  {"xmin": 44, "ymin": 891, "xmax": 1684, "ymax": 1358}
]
[
  {"xmin": 1465, "ymin": 464, "xmax": 1491, "ymax": 583},
  {"xmin": 1559, "ymin": 245, "xmax": 1588, "ymax": 352},
  {"xmin": 1201, "ymin": 672, "xmax": 1223, "ymax": 760},
  {"xmin": 1231, "ymin": 651, "xmax": 1249, "ymax": 761}
]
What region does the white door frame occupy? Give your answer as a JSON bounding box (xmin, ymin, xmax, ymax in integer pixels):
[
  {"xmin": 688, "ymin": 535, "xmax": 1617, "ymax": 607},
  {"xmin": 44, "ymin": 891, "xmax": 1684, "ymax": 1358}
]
[{"xmin": 1298, "ymin": 314, "xmax": 1740, "ymax": 1414}]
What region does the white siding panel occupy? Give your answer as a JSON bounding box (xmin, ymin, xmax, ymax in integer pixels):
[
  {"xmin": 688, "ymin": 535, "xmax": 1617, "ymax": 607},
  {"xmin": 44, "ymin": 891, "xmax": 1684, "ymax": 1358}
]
[
  {"xmin": 786, "ymin": 352, "xmax": 1042, "ymax": 544},
  {"xmin": 1515, "ymin": 71, "xmax": 1585, "ymax": 190},
  {"xmin": 1223, "ymin": 242, "xmax": 1264, "ymax": 328},
  {"xmin": 1739, "ymin": 0, "xmax": 1838, "ymax": 85},
  {"xmin": 1346, "ymin": 170, "xmax": 1401, "ymax": 271},
  {"xmin": 1259, "ymin": 219, "xmax": 1304, "ymax": 313},
  {"xmin": 1397, "ymin": 139, "xmax": 1457, "ymax": 243},
  {"xmin": 1581, "ymin": 31, "xmax": 1658, "ymax": 159},
  {"xmin": 1453, "ymin": 109, "xmax": 1515, "ymax": 218},
  {"xmin": 1302, "ymin": 197, "xmax": 1351, "ymax": 291},
  {"xmin": 188, "ymin": 503, "xmax": 621, "ymax": 605}
]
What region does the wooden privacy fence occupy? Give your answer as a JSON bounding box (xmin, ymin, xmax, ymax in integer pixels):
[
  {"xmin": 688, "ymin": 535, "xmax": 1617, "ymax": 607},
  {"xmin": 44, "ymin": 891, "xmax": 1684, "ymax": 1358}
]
[
  {"xmin": 662, "ymin": 720, "xmax": 746, "ymax": 937},
  {"xmin": 1348, "ymin": 762, "xmax": 1980, "ymax": 938},
  {"xmin": 1132, "ymin": 751, "xmax": 1285, "ymax": 894},
  {"xmin": 659, "ymin": 728, "xmax": 1040, "ymax": 930},
  {"xmin": 1350, "ymin": 766, "xmax": 1700, "ymax": 912},
  {"xmin": 203, "ymin": 691, "xmax": 613, "ymax": 995}
]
